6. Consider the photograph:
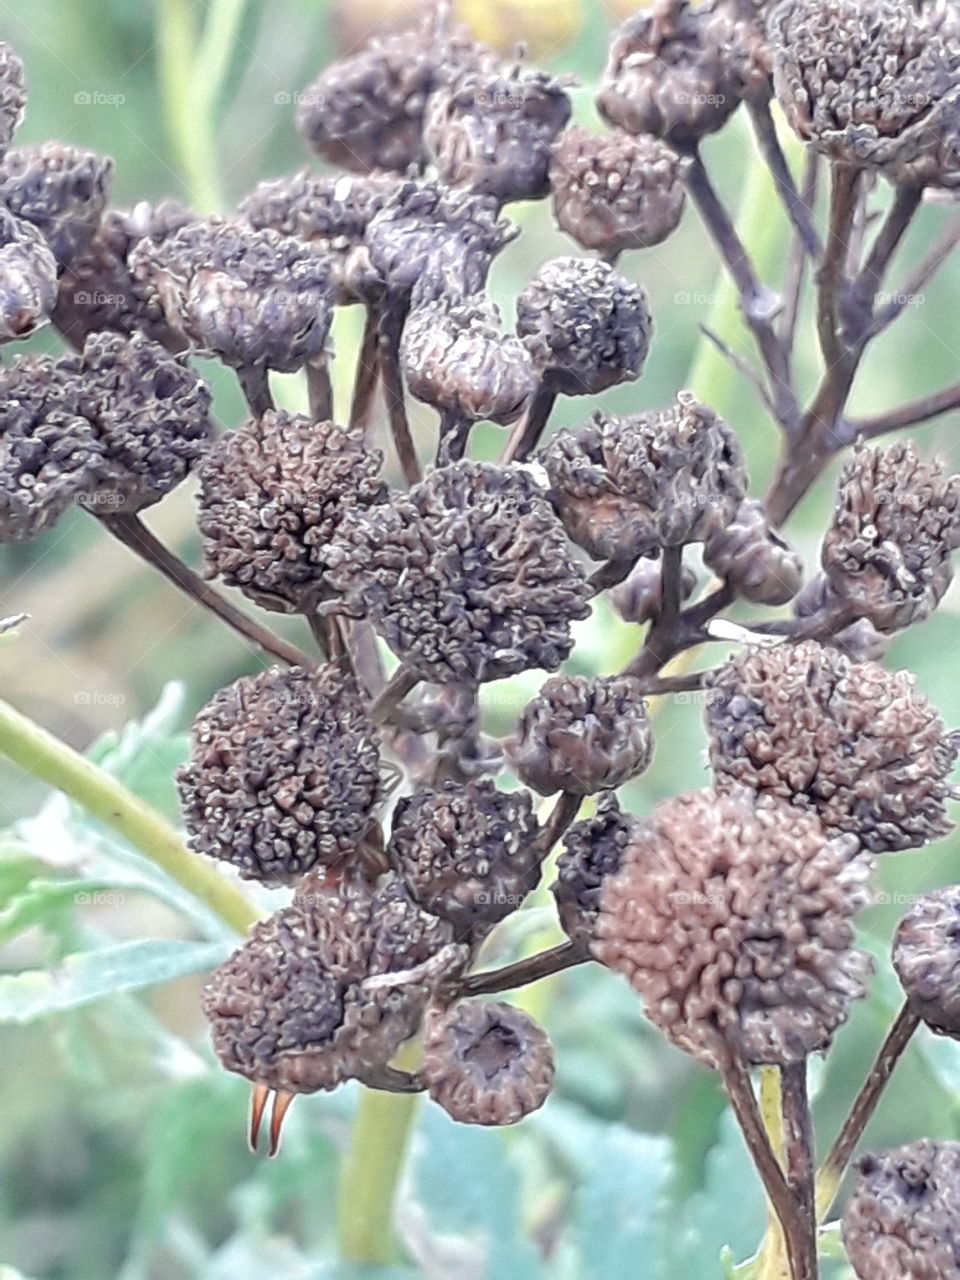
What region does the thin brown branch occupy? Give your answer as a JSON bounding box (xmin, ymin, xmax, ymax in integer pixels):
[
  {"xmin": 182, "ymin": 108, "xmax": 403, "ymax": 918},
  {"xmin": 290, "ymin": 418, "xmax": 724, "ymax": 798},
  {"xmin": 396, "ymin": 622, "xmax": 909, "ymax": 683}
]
[
  {"xmin": 816, "ymin": 165, "xmax": 861, "ymax": 369},
  {"xmin": 350, "ymin": 302, "xmax": 382, "ymax": 434},
  {"xmin": 847, "ymin": 183, "xmax": 924, "ymax": 340},
  {"xmin": 587, "ymin": 557, "xmax": 637, "ymax": 596},
  {"xmin": 368, "ymin": 664, "xmax": 421, "ymax": 726},
  {"xmin": 868, "ymin": 214, "xmax": 960, "ymax": 338},
  {"xmin": 501, "ymin": 384, "xmax": 557, "ymax": 464},
  {"xmin": 843, "ymin": 380, "xmax": 960, "ymax": 443},
  {"xmin": 781, "ymin": 1061, "xmax": 818, "ymax": 1280},
  {"xmin": 236, "ymin": 364, "xmax": 275, "ymax": 419},
  {"xmin": 455, "ymin": 941, "xmax": 588, "ymax": 998},
  {"xmin": 699, "ymin": 323, "xmax": 776, "ymax": 416},
  {"xmin": 306, "ymin": 357, "xmax": 334, "ymax": 423},
  {"xmin": 748, "ymin": 100, "xmax": 822, "ymax": 259},
  {"xmin": 534, "ymin": 791, "xmax": 582, "ymax": 860},
  {"xmin": 99, "ymin": 512, "xmax": 314, "ymax": 668},
  {"xmin": 780, "ymin": 153, "xmax": 819, "ymax": 360},
  {"xmin": 380, "ymin": 300, "xmax": 422, "ymax": 486}
]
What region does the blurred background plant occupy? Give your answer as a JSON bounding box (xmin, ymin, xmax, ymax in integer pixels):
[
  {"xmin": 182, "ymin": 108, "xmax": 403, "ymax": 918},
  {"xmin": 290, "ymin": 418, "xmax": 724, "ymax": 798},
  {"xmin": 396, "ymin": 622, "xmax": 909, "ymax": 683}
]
[{"xmin": 1, "ymin": 2, "xmax": 959, "ymax": 1279}]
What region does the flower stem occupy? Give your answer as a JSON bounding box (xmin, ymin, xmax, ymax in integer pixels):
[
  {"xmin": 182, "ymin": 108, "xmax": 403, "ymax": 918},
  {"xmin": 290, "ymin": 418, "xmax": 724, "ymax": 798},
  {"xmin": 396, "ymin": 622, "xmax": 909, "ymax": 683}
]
[
  {"xmin": 155, "ymin": 0, "xmax": 224, "ymax": 211},
  {"xmin": 0, "ymin": 697, "xmax": 259, "ymax": 935},
  {"xmin": 337, "ymin": 1039, "xmax": 422, "ymax": 1264}
]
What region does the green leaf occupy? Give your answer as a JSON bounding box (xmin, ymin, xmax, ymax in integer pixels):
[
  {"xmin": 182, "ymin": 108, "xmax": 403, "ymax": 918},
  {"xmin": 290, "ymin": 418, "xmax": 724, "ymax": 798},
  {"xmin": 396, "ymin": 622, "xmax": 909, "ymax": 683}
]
[
  {"xmin": 87, "ymin": 682, "xmax": 190, "ymax": 820},
  {"xmin": 0, "ymin": 938, "xmax": 230, "ymax": 1022}
]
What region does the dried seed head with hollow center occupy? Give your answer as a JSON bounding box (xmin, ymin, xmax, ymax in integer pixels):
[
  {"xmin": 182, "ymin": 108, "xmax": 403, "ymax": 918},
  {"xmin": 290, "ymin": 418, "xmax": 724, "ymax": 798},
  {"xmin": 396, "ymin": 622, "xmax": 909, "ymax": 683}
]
[
  {"xmin": 702, "ymin": 498, "xmax": 804, "ymax": 605},
  {"xmin": 425, "ymin": 63, "xmax": 573, "ymax": 205},
  {"xmin": 366, "ymin": 180, "xmax": 517, "ymax": 306},
  {"xmin": 197, "ymin": 412, "xmax": 386, "ymax": 614},
  {"xmin": 295, "ymin": 12, "xmax": 489, "ymax": 174},
  {"xmin": 517, "ymin": 256, "xmax": 652, "ymax": 397},
  {"xmin": 550, "ymin": 126, "xmax": 687, "ymax": 257},
  {"xmin": 543, "ymin": 393, "xmax": 746, "ymax": 562},
  {"xmin": 0, "ymin": 205, "xmax": 57, "ymax": 340},
  {"xmin": 0, "ymin": 43, "xmax": 26, "ymax": 160},
  {"xmin": 177, "ymin": 663, "xmax": 382, "ymax": 884},
  {"xmin": 706, "ymin": 640, "xmax": 959, "ymax": 853},
  {"xmin": 421, "ymin": 999, "xmax": 555, "ymax": 1125},
  {"xmin": 0, "ymin": 143, "xmax": 113, "ymax": 271},
  {"xmin": 401, "ymin": 298, "xmax": 536, "ymax": 427},
  {"xmin": 387, "ymin": 779, "xmax": 540, "ymax": 935},
  {"xmin": 893, "ymin": 887, "xmax": 960, "ymax": 1038},
  {"xmin": 770, "ymin": 0, "xmax": 960, "ymax": 185},
  {"xmin": 598, "ymin": 0, "xmax": 749, "ymax": 149},
  {"xmin": 843, "ymin": 1141, "xmax": 960, "ymax": 1280},
  {"xmin": 593, "ymin": 786, "xmax": 872, "ymax": 1068},
  {"xmin": 205, "ymin": 869, "xmax": 461, "ymax": 1096},
  {"xmin": 52, "ymin": 200, "xmax": 195, "ymax": 351},
  {"xmin": 508, "ymin": 674, "xmax": 654, "ymax": 796},
  {"xmin": 552, "ymin": 791, "xmax": 638, "ymax": 946},
  {"xmin": 323, "ymin": 461, "xmax": 591, "ymax": 685},
  {"xmin": 819, "ymin": 440, "xmax": 960, "ymax": 634},
  {"xmin": 237, "ymin": 170, "xmax": 397, "ymax": 305},
  {"xmin": 129, "ymin": 217, "xmax": 334, "ymax": 372}
]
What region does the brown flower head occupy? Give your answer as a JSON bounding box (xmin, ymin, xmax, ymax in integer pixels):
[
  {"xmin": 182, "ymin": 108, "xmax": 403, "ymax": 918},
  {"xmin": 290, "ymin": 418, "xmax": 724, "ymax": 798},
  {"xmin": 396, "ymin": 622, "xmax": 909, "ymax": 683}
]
[
  {"xmin": 237, "ymin": 169, "xmax": 397, "ymax": 305},
  {"xmin": 205, "ymin": 870, "xmax": 460, "ymax": 1095},
  {"xmin": 0, "ymin": 143, "xmax": 113, "ymax": 271},
  {"xmin": 893, "ymin": 887, "xmax": 960, "ymax": 1038},
  {"xmin": 177, "ymin": 664, "xmax": 382, "ymax": 884},
  {"xmin": 197, "ymin": 412, "xmax": 385, "ymax": 614},
  {"xmin": 703, "ymin": 498, "xmax": 803, "ymax": 605},
  {"xmin": 843, "ymin": 1141, "xmax": 960, "ymax": 1280},
  {"xmin": 401, "ymin": 298, "xmax": 536, "ymax": 426},
  {"xmin": 594, "ymin": 786, "xmax": 871, "ymax": 1067},
  {"xmin": 610, "ymin": 555, "xmax": 698, "ymax": 624},
  {"xmin": 129, "ymin": 217, "xmax": 334, "ymax": 372},
  {"xmin": 553, "ymin": 791, "xmax": 638, "ymax": 946},
  {"xmin": 52, "ymin": 200, "xmax": 194, "ymax": 351},
  {"xmin": 425, "ymin": 63, "xmax": 572, "ymax": 205},
  {"xmin": 543, "ymin": 393, "xmax": 746, "ymax": 562},
  {"xmin": 517, "ymin": 256, "xmax": 652, "ymax": 397},
  {"xmin": 550, "ymin": 127, "xmax": 687, "ymax": 257},
  {"xmin": 770, "ymin": 0, "xmax": 960, "ymax": 185},
  {"xmin": 421, "ymin": 999, "xmax": 555, "ymax": 1125},
  {"xmin": 706, "ymin": 640, "xmax": 959, "ymax": 853},
  {"xmin": 792, "ymin": 573, "xmax": 892, "ymax": 663},
  {"xmin": 0, "ymin": 205, "xmax": 57, "ymax": 340},
  {"xmin": 509, "ymin": 675, "xmax": 653, "ymax": 796},
  {"xmin": 366, "ymin": 180, "xmax": 516, "ymax": 306},
  {"xmin": 0, "ymin": 44, "xmax": 26, "ymax": 160},
  {"xmin": 598, "ymin": 0, "xmax": 748, "ymax": 148},
  {"xmin": 296, "ymin": 13, "xmax": 487, "ymax": 173},
  {"xmin": 388, "ymin": 779, "xmax": 540, "ymax": 934},
  {"xmin": 323, "ymin": 461, "xmax": 591, "ymax": 685},
  {"xmin": 819, "ymin": 441, "xmax": 960, "ymax": 633}
]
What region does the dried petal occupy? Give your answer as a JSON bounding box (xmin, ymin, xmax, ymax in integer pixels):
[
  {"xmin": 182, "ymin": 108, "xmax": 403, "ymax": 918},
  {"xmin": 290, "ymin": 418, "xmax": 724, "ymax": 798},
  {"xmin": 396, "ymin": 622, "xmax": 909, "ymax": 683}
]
[
  {"xmin": 0, "ymin": 143, "xmax": 112, "ymax": 270},
  {"xmin": 893, "ymin": 888, "xmax": 960, "ymax": 1037}
]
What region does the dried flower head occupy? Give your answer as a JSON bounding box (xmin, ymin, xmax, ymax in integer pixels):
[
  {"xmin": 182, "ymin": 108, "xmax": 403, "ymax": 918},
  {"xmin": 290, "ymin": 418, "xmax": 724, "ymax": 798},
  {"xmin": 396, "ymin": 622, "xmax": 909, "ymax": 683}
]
[
  {"xmin": 0, "ymin": 43, "xmax": 26, "ymax": 159},
  {"xmin": 421, "ymin": 999, "xmax": 555, "ymax": 1124},
  {"xmin": 296, "ymin": 14, "xmax": 486, "ymax": 173},
  {"xmin": 553, "ymin": 791, "xmax": 637, "ymax": 945},
  {"xmin": 52, "ymin": 200, "xmax": 194, "ymax": 351},
  {"xmin": 594, "ymin": 787, "xmax": 871, "ymax": 1067},
  {"xmin": 197, "ymin": 412, "xmax": 385, "ymax": 614},
  {"xmin": 388, "ymin": 779, "xmax": 540, "ymax": 934},
  {"xmin": 770, "ymin": 0, "xmax": 960, "ymax": 183},
  {"xmin": 0, "ymin": 356, "xmax": 105, "ymax": 541},
  {"xmin": 0, "ymin": 205, "xmax": 57, "ymax": 340},
  {"xmin": 702, "ymin": 498, "xmax": 803, "ymax": 604},
  {"xmin": 129, "ymin": 217, "xmax": 334, "ymax": 372},
  {"xmin": 509, "ymin": 675, "xmax": 653, "ymax": 796},
  {"xmin": 425, "ymin": 63, "xmax": 572, "ymax": 205},
  {"xmin": 543, "ymin": 393, "xmax": 746, "ymax": 562},
  {"xmin": 706, "ymin": 640, "xmax": 959, "ymax": 853},
  {"xmin": 237, "ymin": 169, "xmax": 397, "ymax": 305},
  {"xmin": 610, "ymin": 555, "xmax": 698, "ymax": 624},
  {"xmin": 893, "ymin": 887, "xmax": 960, "ymax": 1038},
  {"xmin": 401, "ymin": 298, "xmax": 536, "ymax": 426},
  {"xmin": 843, "ymin": 1141, "xmax": 960, "ymax": 1280},
  {"xmin": 598, "ymin": 0, "xmax": 748, "ymax": 148},
  {"xmin": 177, "ymin": 664, "xmax": 382, "ymax": 884},
  {"xmin": 0, "ymin": 143, "xmax": 113, "ymax": 271},
  {"xmin": 820, "ymin": 441, "xmax": 960, "ymax": 633},
  {"xmin": 323, "ymin": 461, "xmax": 591, "ymax": 685},
  {"xmin": 205, "ymin": 870, "xmax": 458, "ymax": 1095},
  {"xmin": 550, "ymin": 127, "xmax": 687, "ymax": 256},
  {"xmin": 366, "ymin": 180, "xmax": 516, "ymax": 305},
  {"xmin": 517, "ymin": 256, "xmax": 652, "ymax": 396}
]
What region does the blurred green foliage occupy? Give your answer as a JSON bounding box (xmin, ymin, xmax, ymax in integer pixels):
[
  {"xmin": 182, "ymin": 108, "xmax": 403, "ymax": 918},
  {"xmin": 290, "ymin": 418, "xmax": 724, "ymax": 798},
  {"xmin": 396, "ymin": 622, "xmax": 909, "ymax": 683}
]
[{"xmin": 2, "ymin": 1, "xmax": 960, "ymax": 1278}]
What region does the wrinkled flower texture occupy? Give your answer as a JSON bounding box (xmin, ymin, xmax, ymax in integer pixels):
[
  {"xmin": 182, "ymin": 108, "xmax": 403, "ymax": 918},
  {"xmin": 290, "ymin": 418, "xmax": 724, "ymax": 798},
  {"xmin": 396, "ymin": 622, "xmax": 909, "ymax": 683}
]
[{"xmin": 4, "ymin": 0, "xmax": 960, "ymax": 1273}]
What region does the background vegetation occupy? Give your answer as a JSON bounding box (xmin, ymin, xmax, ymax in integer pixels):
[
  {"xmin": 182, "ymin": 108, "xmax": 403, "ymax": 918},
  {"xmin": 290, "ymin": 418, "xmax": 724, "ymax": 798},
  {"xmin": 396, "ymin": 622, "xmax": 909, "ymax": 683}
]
[{"xmin": 1, "ymin": 2, "xmax": 959, "ymax": 1277}]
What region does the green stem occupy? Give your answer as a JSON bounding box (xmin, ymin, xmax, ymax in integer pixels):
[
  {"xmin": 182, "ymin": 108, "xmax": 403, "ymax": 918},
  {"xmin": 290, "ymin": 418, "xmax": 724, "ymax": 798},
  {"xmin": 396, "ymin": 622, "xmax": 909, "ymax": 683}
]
[
  {"xmin": 0, "ymin": 697, "xmax": 259, "ymax": 935},
  {"xmin": 195, "ymin": 0, "xmax": 248, "ymax": 116},
  {"xmin": 337, "ymin": 1040, "xmax": 422, "ymax": 1263}
]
